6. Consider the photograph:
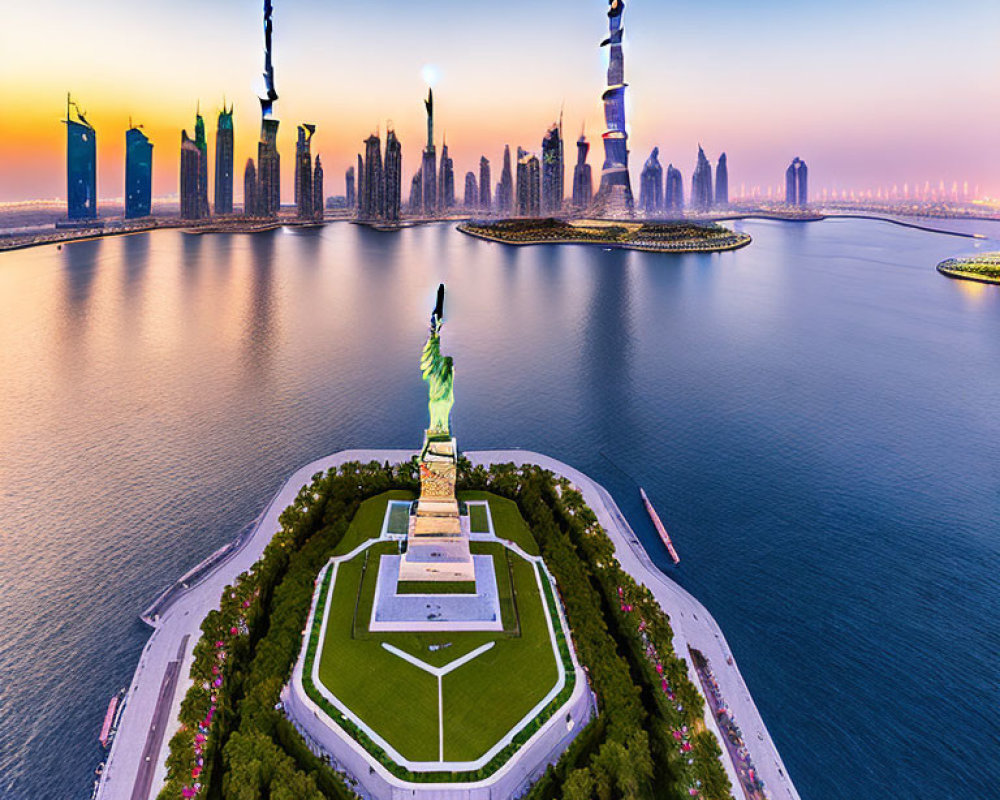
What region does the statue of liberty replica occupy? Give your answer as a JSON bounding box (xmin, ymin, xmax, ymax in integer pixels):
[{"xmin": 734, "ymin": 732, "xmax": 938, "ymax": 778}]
[{"xmin": 399, "ymin": 284, "xmax": 475, "ymax": 582}]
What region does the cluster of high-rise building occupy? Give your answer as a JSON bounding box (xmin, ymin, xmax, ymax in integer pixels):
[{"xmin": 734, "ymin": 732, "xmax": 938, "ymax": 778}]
[
  {"xmin": 636, "ymin": 145, "xmax": 728, "ymax": 215},
  {"xmin": 357, "ymin": 127, "xmax": 402, "ymax": 222},
  {"xmin": 64, "ymin": 94, "xmax": 154, "ymax": 223}
]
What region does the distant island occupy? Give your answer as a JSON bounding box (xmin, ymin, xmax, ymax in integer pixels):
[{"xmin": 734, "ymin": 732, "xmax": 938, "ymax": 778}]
[
  {"xmin": 937, "ymin": 252, "xmax": 1000, "ymax": 284},
  {"xmin": 458, "ymin": 218, "xmax": 752, "ymax": 253}
]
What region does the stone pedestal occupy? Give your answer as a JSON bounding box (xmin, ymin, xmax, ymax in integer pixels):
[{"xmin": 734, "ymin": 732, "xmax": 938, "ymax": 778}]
[{"xmin": 398, "ymin": 433, "xmax": 475, "ymax": 582}]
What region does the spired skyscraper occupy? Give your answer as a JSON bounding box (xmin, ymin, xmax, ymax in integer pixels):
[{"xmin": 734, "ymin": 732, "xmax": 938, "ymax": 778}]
[
  {"xmin": 479, "ymin": 157, "xmax": 491, "ymax": 212},
  {"xmin": 64, "ymin": 95, "xmax": 97, "ymax": 221},
  {"xmin": 541, "ymin": 122, "xmax": 564, "ymax": 215},
  {"xmin": 516, "ymin": 148, "xmax": 540, "ymax": 217},
  {"xmin": 690, "ymin": 145, "xmax": 713, "ymax": 210},
  {"xmin": 294, "ymin": 124, "xmax": 316, "ymax": 219},
  {"xmin": 785, "ymin": 157, "xmax": 808, "ymax": 206},
  {"xmin": 715, "ymin": 153, "xmax": 729, "ymax": 207},
  {"xmin": 124, "ymin": 124, "xmax": 152, "ymax": 219},
  {"xmin": 496, "ymin": 145, "xmax": 514, "ymax": 214},
  {"xmin": 639, "ymin": 147, "xmax": 663, "ymax": 214},
  {"xmin": 421, "ymin": 89, "xmax": 437, "ymax": 215},
  {"xmin": 361, "ymin": 132, "xmax": 384, "ymax": 221},
  {"xmin": 438, "ymin": 139, "xmax": 455, "ymax": 211},
  {"xmin": 180, "ymin": 130, "xmax": 202, "ymax": 220},
  {"xmin": 312, "ymin": 156, "xmax": 324, "ymax": 220},
  {"xmin": 572, "ymin": 132, "xmax": 593, "ymax": 211},
  {"xmin": 257, "ymin": 119, "xmax": 281, "ymax": 217},
  {"xmin": 384, "ymin": 128, "xmax": 402, "ymax": 222},
  {"xmin": 214, "ymin": 105, "xmax": 234, "ymax": 215},
  {"xmin": 193, "ymin": 109, "xmax": 210, "ymax": 218},
  {"xmin": 594, "ymin": 0, "xmax": 634, "ymax": 216}
]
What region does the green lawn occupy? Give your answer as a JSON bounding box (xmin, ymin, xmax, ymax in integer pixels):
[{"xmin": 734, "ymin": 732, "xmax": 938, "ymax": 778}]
[
  {"xmin": 317, "ymin": 553, "xmax": 440, "ymax": 760},
  {"xmin": 332, "ymin": 490, "xmax": 414, "ymax": 556},
  {"xmin": 458, "ymin": 492, "xmax": 540, "ymax": 556},
  {"xmin": 441, "ymin": 556, "xmax": 558, "ymax": 761},
  {"xmin": 468, "ymin": 503, "xmax": 490, "ymax": 533},
  {"xmin": 397, "ymin": 580, "xmax": 477, "ymax": 595},
  {"xmin": 316, "ymin": 505, "xmax": 559, "ymax": 763}
]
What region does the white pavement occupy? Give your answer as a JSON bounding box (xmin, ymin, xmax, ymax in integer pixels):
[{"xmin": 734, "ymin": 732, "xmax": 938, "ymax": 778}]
[
  {"xmin": 96, "ymin": 449, "xmax": 414, "ymax": 800},
  {"xmin": 465, "ymin": 450, "xmax": 802, "ymax": 800},
  {"xmin": 100, "ymin": 448, "xmax": 800, "ymax": 800}
]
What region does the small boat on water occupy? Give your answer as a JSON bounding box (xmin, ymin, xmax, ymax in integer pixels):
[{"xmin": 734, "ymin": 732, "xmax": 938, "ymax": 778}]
[
  {"xmin": 640, "ymin": 488, "xmax": 680, "ymax": 564},
  {"xmin": 98, "ymin": 688, "xmax": 126, "ymax": 748}
]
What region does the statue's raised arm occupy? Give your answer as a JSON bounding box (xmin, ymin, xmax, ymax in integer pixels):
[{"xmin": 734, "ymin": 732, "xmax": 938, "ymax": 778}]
[{"xmin": 421, "ymin": 284, "xmax": 454, "ymax": 436}]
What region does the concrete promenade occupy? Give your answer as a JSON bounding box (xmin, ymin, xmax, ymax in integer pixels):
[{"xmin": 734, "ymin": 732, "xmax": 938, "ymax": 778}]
[
  {"xmin": 99, "ymin": 447, "xmax": 799, "ymax": 800},
  {"xmin": 465, "ymin": 451, "xmax": 801, "ymax": 800},
  {"xmin": 96, "ymin": 449, "xmax": 413, "ymax": 800}
]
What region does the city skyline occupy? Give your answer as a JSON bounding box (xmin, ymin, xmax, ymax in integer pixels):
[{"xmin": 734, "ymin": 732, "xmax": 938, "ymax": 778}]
[{"xmin": 1, "ymin": 0, "xmax": 999, "ymax": 204}]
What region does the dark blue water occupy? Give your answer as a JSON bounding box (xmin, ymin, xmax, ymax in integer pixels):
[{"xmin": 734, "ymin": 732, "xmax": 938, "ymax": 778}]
[{"xmin": 1, "ymin": 219, "xmax": 998, "ymax": 800}]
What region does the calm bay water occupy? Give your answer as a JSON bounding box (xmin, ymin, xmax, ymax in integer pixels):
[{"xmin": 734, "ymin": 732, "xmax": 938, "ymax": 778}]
[{"xmin": 0, "ymin": 218, "xmax": 998, "ymax": 799}]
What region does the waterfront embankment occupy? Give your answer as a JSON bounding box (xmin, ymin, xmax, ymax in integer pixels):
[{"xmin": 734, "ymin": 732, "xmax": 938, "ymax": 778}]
[
  {"xmin": 98, "ymin": 448, "xmax": 799, "ymax": 800},
  {"xmin": 459, "ymin": 218, "xmax": 752, "ymax": 253},
  {"xmin": 936, "ymin": 253, "xmax": 1000, "ymax": 284}
]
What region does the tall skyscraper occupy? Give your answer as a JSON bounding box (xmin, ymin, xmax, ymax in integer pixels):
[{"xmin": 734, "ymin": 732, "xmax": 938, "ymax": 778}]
[
  {"xmin": 715, "ymin": 152, "xmax": 729, "ymax": 207},
  {"xmin": 639, "ymin": 147, "xmax": 663, "ymax": 213},
  {"xmin": 421, "ymin": 89, "xmax": 437, "ymax": 215},
  {"xmin": 214, "ymin": 105, "xmax": 234, "ymax": 215},
  {"xmin": 243, "ymin": 159, "xmax": 257, "ymax": 216},
  {"xmin": 357, "ymin": 154, "xmax": 364, "ymax": 214},
  {"xmin": 257, "ymin": 118, "xmax": 280, "ymax": 217},
  {"xmin": 409, "ymin": 172, "xmax": 423, "ymax": 213},
  {"xmin": 572, "ymin": 132, "xmax": 593, "ymax": 210},
  {"xmin": 464, "ymin": 172, "xmax": 478, "ymax": 209},
  {"xmin": 384, "ymin": 128, "xmax": 402, "ymax": 222},
  {"xmin": 194, "ymin": 109, "xmax": 210, "ymax": 218},
  {"xmin": 496, "ymin": 145, "xmax": 514, "ymax": 214},
  {"xmin": 479, "ymin": 157, "xmax": 491, "ymax": 211},
  {"xmin": 180, "ymin": 131, "xmax": 202, "ymax": 220},
  {"xmin": 295, "ymin": 124, "xmax": 316, "ymax": 219},
  {"xmin": 785, "ymin": 157, "xmax": 808, "ymax": 206},
  {"xmin": 691, "ymin": 146, "xmax": 713, "ymax": 210},
  {"xmin": 255, "ymin": 0, "xmax": 280, "ymax": 218},
  {"xmin": 516, "ymin": 149, "xmax": 540, "ymax": 216},
  {"xmin": 361, "ymin": 132, "xmax": 384, "ymax": 220},
  {"xmin": 312, "ymin": 156, "xmax": 324, "ymax": 220},
  {"xmin": 438, "ymin": 140, "xmax": 455, "ymax": 211},
  {"xmin": 665, "ymin": 164, "xmax": 684, "ymax": 212},
  {"xmin": 345, "ymin": 165, "xmax": 356, "ymax": 209},
  {"xmin": 64, "ymin": 95, "xmax": 97, "ymax": 220},
  {"xmin": 541, "ymin": 122, "xmax": 564, "ymax": 215},
  {"xmin": 124, "ymin": 124, "xmax": 152, "ymax": 219},
  {"xmin": 594, "ymin": 0, "xmax": 634, "ymax": 215}
]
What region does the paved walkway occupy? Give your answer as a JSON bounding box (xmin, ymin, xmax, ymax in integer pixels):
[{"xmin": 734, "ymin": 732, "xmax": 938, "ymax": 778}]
[
  {"xmin": 99, "ymin": 448, "xmax": 799, "ymax": 800},
  {"xmin": 96, "ymin": 450, "xmax": 414, "ymax": 800}
]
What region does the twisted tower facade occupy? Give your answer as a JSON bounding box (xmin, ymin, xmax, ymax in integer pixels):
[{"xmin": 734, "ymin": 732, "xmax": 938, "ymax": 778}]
[{"xmin": 594, "ymin": 0, "xmax": 634, "ymax": 216}]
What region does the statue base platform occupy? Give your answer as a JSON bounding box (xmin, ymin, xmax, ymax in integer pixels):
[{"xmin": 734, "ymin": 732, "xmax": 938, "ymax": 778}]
[{"xmin": 399, "ymin": 433, "xmax": 474, "ymax": 583}]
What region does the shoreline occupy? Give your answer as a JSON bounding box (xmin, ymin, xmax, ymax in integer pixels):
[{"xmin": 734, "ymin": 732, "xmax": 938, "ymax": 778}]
[
  {"xmin": 3, "ymin": 210, "xmax": 993, "ymax": 254},
  {"xmin": 97, "ymin": 448, "xmax": 800, "ymax": 800},
  {"xmin": 936, "ymin": 255, "xmax": 1000, "ymax": 285},
  {"xmin": 457, "ymin": 222, "xmax": 752, "ymax": 253}
]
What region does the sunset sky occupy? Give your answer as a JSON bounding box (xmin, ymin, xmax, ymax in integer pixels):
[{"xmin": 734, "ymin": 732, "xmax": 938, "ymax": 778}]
[{"xmin": 1, "ymin": 0, "xmax": 998, "ymax": 204}]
